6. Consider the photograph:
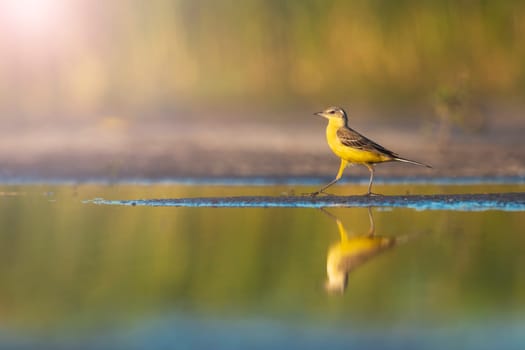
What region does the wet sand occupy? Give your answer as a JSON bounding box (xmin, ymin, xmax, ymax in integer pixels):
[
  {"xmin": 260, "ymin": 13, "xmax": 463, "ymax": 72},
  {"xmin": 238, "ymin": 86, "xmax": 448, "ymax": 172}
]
[{"xmin": 1, "ymin": 115, "xmax": 524, "ymax": 180}]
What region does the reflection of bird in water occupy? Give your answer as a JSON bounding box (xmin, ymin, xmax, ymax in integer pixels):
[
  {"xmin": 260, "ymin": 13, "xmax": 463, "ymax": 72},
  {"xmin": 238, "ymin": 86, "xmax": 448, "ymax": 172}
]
[{"xmin": 323, "ymin": 208, "xmax": 403, "ymax": 294}]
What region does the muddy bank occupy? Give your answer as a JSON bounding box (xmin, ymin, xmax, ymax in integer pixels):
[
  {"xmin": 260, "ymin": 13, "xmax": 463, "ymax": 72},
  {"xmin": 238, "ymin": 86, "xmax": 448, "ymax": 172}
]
[
  {"xmin": 86, "ymin": 192, "xmax": 525, "ymax": 211},
  {"xmin": 1, "ymin": 116, "xmax": 524, "ymax": 180}
]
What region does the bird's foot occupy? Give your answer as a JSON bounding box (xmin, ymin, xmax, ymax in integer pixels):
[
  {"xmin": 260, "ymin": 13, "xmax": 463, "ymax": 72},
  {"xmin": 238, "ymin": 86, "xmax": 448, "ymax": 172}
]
[
  {"xmin": 365, "ymin": 192, "xmax": 383, "ymax": 197},
  {"xmin": 304, "ymin": 190, "xmax": 330, "ymax": 197},
  {"xmin": 304, "ymin": 191, "xmax": 321, "ymax": 197}
]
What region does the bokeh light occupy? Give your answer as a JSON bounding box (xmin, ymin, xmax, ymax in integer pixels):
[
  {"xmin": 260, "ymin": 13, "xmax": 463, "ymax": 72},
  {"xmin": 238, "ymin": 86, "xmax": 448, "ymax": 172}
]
[{"xmin": 1, "ymin": 0, "xmax": 69, "ymax": 39}]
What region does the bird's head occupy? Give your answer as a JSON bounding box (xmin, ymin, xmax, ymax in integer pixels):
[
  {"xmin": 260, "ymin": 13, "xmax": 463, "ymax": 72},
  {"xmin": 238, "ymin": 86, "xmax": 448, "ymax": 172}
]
[
  {"xmin": 314, "ymin": 106, "xmax": 348, "ymax": 126},
  {"xmin": 324, "ymin": 274, "xmax": 348, "ymax": 295}
]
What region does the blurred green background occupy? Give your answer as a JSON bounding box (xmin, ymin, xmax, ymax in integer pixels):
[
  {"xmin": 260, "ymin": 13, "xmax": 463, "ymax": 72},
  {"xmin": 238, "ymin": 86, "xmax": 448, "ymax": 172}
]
[{"xmin": 1, "ymin": 0, "xmax": 524, "ymax": 121}]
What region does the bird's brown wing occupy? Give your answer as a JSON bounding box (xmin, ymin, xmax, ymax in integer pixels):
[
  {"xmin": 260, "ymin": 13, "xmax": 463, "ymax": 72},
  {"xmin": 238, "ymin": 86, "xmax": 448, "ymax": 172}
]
[{"xmin": 336, "ymin": 127, "xmax": 398, "ymax": 158}]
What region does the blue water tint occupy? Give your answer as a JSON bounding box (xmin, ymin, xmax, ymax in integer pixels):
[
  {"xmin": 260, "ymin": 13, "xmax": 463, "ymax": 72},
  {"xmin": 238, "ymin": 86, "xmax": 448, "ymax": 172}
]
[
  {"xmin": 1, "ymin": 315, "xmax": 524, "ymax": 350},
  {"xmin": 85, "ymin": 193, "xmax": 525, "ymax": 211},
  {"xmin": 1, "ymin": 175, "xmax": 525, "ymax": 186}
]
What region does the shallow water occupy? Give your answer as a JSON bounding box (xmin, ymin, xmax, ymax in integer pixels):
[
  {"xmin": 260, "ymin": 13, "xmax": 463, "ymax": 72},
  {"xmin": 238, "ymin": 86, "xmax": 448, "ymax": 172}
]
[{"xmin": 0, "ymin": 183, "xmax": 524, "ymax": 349}]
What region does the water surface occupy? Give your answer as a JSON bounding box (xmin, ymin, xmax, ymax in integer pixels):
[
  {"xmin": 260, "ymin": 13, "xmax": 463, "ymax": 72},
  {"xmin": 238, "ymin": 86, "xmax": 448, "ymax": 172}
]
[{"xmin": 0, "ymin": 183, "xmax": 523, "ymax": 349}]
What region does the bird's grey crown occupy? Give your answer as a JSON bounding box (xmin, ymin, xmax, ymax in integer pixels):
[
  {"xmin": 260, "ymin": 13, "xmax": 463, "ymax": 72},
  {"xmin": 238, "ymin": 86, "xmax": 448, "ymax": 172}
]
[{"xmin": 325, "ymin": 106, "xmax": 348, "ymax": 121}]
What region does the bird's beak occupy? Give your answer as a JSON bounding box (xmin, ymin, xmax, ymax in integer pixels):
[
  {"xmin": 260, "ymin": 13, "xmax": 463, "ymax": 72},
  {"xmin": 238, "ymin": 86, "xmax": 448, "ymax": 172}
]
[{"xmin": 314, "ymin": 111, "xmax": 325, "ymax": 118}]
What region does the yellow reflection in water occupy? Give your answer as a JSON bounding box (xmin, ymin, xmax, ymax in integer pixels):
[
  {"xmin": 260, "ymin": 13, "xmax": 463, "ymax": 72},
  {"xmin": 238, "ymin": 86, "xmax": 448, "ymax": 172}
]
[
  {"xmin": 0, "ymin": 185, "xmax": 523, "ymax": 333},
  {"xmin": 323, "ymin": 208, "xmax": 412, "ymax": 294}
]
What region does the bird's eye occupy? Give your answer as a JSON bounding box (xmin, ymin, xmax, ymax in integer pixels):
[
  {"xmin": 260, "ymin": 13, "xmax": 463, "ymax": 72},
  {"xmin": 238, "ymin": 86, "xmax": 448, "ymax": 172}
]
[{"xmin": 328, "ymin": 110, "xmax": 335, "ymax": 114}]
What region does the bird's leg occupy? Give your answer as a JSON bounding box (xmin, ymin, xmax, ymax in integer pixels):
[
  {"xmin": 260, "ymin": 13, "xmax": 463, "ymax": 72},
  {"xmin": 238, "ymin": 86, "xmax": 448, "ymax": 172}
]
[
  {"xmin": 310, "ymin": 159, "xmax": 348, "ymax": 196},
  {"xmin": 366, "ymin": 207, "xmax": 376, "ymax": 237},
  {"xmin": 319, "ymin": 208, "xmax": 349, "ymax": 242},
  {"xmin": 364, "ymin": 164, "xmax": 380, "ymax": 196}
]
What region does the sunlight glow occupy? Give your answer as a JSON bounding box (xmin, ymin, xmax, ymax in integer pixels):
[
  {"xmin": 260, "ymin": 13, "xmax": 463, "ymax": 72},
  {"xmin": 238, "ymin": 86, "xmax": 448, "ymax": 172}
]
[{"xmin": 2, "ymin": 0, "xmax": 68, "ymax": 38}]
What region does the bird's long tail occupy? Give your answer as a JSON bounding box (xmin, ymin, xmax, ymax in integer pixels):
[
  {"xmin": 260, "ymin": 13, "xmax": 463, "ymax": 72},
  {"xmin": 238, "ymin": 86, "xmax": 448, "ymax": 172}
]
[{"xmin": 394, "ymin": 157, "xmax": 432, "ymax": 168}]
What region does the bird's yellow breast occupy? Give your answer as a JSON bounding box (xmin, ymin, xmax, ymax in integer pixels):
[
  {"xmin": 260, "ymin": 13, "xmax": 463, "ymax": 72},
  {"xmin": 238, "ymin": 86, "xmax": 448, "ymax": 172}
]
[{"xmin": 326, "ymin": 121, "xmax": 388, "ymax": 164}]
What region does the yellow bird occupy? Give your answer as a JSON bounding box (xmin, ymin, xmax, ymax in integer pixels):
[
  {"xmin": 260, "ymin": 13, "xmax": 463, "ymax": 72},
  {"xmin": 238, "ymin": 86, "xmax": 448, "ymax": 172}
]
[{"xmin": 312, "ymin": 106, "xmax": 431, "ymax": 195}]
